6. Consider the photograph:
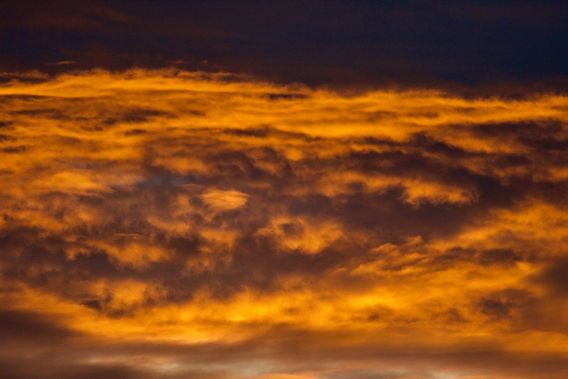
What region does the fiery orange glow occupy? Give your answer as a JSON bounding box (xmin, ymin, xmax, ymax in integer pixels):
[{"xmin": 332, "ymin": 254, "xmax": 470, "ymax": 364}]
[{"xmin": 0, "ymin": 69, "xmax": 567, "ymax": 379}]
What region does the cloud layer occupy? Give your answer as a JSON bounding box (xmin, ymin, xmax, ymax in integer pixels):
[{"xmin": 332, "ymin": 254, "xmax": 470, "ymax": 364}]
[{"xmin": 0, "ymin": 70, "xmax": 567, "ymax": 378}]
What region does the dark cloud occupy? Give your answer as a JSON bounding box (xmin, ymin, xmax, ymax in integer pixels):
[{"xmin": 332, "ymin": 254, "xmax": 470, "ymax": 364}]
[
  {"xmin": 477, "ymin": 248, "xmax": 521, "ymax": 267},
  {"xmin": 476, "ymin": 289, "xmax": 534, "ymax": 320},
  {"xmin": 533, "ymin": 256, "xmax": 568, "ymax": 296},
  {"xmin": 0, "ymin": 358, "xmax": 227, "ymax": 379},
  {"xmin": 0, "ymin": 309, "xmax": 79, "ymax": 342}
]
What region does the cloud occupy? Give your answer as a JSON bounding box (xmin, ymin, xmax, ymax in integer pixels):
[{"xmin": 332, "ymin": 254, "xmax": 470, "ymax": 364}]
[
  {"xmin": 0, "ymin": 69, "xmax": 566, "ymax": 378},
  {"xmin": 0, "ymin": 309, "xmax": 80, "ymax": 342},
  {"xmin": 201, "ymin": 188, "xmax": 249, "ymax": 211}
]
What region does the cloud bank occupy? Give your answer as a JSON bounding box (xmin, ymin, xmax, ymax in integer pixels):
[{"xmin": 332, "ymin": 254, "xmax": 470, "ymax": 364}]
[{"xmin": 0, "ymin": 70, "xmax": 567, "ymax": 378}]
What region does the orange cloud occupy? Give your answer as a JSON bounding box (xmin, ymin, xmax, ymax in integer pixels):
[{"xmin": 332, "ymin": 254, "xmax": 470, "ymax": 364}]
[
  {"xmin": 0, "ymin": 69, "xmax": 566, "ymax": 379},
  {"xmin": 201, "ymin": 188, "xmax": 249, "ymax": 211}
]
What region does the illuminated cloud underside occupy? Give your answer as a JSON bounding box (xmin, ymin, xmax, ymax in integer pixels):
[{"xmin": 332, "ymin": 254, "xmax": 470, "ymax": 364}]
[{"xmin": 0, "ymin": 70, "xmax": 567, "ymax": 379}]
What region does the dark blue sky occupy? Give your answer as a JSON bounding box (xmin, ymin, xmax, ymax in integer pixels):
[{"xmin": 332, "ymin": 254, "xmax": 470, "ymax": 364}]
[{"xmin": 1, "ymin": 0, "xmax": 567, "ymax": 88}]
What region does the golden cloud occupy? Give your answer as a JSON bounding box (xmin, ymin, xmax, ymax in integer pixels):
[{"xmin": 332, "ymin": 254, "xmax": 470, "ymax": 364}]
[{"xmin": 0, "ymin": 69, "xmax": 567, "ymax": 379}]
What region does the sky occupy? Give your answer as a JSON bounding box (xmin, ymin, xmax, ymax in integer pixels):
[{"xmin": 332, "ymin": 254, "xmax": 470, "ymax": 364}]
[{"xmin": 0, "ymin": 2, "xmax": 567, "ymax": 379}]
